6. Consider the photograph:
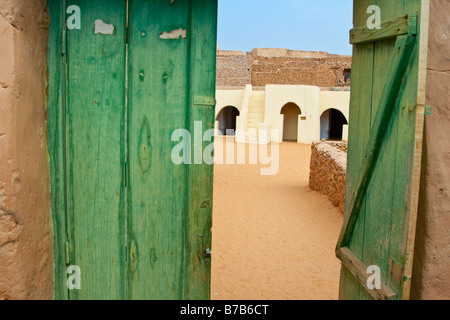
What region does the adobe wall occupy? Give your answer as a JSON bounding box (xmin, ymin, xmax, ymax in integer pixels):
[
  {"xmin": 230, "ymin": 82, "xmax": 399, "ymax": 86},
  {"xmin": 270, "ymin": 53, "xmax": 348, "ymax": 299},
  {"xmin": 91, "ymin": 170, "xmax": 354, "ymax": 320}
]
[
  {"xmin": 0, "ymin": 0, "xmax": 53, "ymax": 300},
  {"xmin": 412, "ymin": 0, "xmax": 450, "ymax": 300}
]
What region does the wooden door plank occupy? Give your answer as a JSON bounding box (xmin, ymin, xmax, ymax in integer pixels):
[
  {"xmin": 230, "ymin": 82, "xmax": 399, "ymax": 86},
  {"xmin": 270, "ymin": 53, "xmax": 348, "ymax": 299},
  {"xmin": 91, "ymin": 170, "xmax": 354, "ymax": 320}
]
[
  {"xmin": 185, "ymin": 0, "xmax": 218, "ymax": 300},
  {"xmin": 127, "ymin": 0, "xmax": 191, "ymax": 300},
  {"xmin": 339, "ymin": 0, "xmax": 375, "ymax": 301},
  {"xmin": 361, "ymin": 0, "xmax": 406, "ymax": 298},
  {"xmin": 65, "ymin": 0, "xmax": 127, "ymax": 300},
  {"xmin": 395, "ymin": 0, "xmax": 430, "ymax": 300}
]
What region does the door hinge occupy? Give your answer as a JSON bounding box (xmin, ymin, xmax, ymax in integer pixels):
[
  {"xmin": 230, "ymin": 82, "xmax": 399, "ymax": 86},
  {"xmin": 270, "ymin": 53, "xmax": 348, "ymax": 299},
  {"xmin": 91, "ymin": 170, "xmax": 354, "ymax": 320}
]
[{"xmin": 193, "ymin": 96, "xmax": 216, "ymax": 108}]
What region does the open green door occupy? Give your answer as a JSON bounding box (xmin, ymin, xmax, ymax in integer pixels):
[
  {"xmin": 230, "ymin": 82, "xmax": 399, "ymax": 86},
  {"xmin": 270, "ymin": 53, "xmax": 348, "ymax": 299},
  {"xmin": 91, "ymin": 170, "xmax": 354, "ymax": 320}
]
[
  {"xmin": 337, "ymin": 0, "xmax": 429, "ymax": 300},
  {"xmin": 48, "ymin": 0, "xmax": 217, "ymax": 300}
]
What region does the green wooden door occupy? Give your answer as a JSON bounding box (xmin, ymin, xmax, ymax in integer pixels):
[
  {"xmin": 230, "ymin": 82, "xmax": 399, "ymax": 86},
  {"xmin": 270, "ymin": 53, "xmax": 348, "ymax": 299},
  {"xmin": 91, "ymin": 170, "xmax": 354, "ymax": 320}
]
[
  {"xmin": 337, "ymin": 0, "xmax": 429, "ymax": 300},
  {"xmin": 48, "ymin": 0, "xmax": 217, "ymax": 300}
]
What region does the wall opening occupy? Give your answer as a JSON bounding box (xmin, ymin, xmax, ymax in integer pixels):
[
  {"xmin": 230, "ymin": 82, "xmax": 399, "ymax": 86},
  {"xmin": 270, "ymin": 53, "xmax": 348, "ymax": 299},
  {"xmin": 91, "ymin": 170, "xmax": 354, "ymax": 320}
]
[
  {"xmin": 320, "ymin": 109, "xmax": 348, "ymax": 141},
  {"xmin": 216, "ymin": 106, "xmax": 240, "ymax": 136},
  {"xmin": 281, "ymin": 102, "xmax": 302, "ymax": 142}
]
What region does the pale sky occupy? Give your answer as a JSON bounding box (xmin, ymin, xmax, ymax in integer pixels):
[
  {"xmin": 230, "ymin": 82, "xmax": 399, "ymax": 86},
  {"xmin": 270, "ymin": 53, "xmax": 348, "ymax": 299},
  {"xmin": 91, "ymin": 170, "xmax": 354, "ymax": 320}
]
[{"xmin": 218, "ymin": 0, "xmax": 353, "ymax": 55}]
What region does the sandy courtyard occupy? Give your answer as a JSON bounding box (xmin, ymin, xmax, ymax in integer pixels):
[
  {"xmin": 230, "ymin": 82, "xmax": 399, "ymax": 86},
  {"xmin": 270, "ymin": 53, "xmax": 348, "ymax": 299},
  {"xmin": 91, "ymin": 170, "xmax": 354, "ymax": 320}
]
[{"xmin": 211, "ymin": 139, "xmax": 344, "ymax": 300}]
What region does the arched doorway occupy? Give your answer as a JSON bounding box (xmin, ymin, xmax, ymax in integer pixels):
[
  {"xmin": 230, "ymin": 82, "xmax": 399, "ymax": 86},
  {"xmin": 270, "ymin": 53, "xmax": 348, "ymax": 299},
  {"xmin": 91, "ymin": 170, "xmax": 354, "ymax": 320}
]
[
  {"xmin": 216, "ymin": 106, "xmax": 240, "ymax": 136},
  {"xmin": 281, "ymin": 102, "xmax": 301, "ymax": 142},
  {"xmin": 320, "ymin": 109, "xmax": 348, "ymax": 141}
]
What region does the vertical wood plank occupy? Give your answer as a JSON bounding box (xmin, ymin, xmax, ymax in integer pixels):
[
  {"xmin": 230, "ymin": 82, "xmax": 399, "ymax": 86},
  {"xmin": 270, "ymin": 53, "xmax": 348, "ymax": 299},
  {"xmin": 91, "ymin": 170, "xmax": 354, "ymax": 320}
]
[
  {"xmin": 391, "ymin": 0, "xmax": 427, "ymax": 299},
  {"xmin": 339, "ymin": 0, "xmax": 375, "ymax": 301},
  {"xmin": 361, "ymin": 0, "xmax": 405, "ymax": 298},
  {"xmin": 65, "ymin": 0, "xmax": 127, "ymax": 300},
  {"xmin": 185, "ymin": 0, "xmax": 218, "ymax": 300},
  {"xmin": 127, "ymin": 0, "xmax": 190, "ymax": 300}
]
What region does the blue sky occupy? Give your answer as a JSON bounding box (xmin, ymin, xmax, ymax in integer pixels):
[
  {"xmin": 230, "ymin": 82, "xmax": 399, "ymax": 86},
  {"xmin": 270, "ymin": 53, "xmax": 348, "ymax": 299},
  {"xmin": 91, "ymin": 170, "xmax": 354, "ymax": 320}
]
[{"xmin": 218, "ymin": 0, "xmax": 353, "ymax": 55}]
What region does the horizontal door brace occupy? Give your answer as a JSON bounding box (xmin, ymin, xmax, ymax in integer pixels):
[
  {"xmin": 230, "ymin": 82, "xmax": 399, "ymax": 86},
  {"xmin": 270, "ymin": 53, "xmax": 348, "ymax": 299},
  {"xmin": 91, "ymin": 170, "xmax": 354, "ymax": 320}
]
[
  {"xmin": 337, "ymin": 248, "xmax": 398, "ymax": 300},
  {"xmin": 350, "ymin": 13, "xmax": 417, "ymax": 45}
]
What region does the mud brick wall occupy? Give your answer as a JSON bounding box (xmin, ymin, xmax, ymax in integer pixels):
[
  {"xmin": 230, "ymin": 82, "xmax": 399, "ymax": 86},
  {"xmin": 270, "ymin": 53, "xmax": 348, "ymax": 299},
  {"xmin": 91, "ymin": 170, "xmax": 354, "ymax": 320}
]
[
  {"xmin": 216, "ymin": 51, "xmax": 252, "ymax": 87},
  {"xmin": 309, "ymin": 141, "xmax": 347, "ymax": 213},
  {"xmin": 216, "ymin": 49, "xmax": 352, "ymax": 88},
  {"xmin": 251, "ymin": 56, "xmax": 352, "ymax": 88}
]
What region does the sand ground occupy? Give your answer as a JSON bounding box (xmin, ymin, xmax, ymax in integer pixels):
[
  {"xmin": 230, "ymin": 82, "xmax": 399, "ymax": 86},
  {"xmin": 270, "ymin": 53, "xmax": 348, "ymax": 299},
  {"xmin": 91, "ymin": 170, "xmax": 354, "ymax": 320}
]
[{"xmin": 211, "ymin": 138, "xmax": 344, "ymax": 300}]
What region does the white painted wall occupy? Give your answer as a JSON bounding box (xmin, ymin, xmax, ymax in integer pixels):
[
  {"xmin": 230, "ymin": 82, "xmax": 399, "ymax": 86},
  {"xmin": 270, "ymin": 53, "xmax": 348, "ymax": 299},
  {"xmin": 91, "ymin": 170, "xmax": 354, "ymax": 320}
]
[
  {"xmin": 215, "ymin": 89, "xmax": 245, "ymax": 135},
  {"xmin": 319, "ymin": 91, "xmax": 350, "ymax": 141},
  {"xmin": 216, "ymin": 89, "xmax": 245, "ymax": 116},
  {"xmin": 319, "ymin": 91, "xmax": 350, "ymax": 123},
  {"xmin": 265, "ymin": 85, "xmax": 321, "ymax": 144}
]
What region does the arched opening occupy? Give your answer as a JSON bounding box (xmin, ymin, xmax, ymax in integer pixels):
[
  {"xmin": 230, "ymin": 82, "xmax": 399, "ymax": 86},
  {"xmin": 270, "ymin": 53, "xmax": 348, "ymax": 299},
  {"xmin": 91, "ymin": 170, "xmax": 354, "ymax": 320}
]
[
  {"xmin": 281, "ymin": 102, "xmax": 302, "ymax": 142},
  {"xmin": 320, "ymin": 109, "xmax": 348, "ymax": 141},
  {"xmin": 216, "ymin": 106, "xmax": 240, "ymax": 136}
]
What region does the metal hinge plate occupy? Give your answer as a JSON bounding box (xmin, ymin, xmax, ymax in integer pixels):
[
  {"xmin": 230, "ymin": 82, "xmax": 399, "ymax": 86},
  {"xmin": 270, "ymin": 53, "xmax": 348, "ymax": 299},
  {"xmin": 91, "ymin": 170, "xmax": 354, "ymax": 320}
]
[{"xmin": 194, "ymin": 96, "xmax": 216, "ymax": 107}]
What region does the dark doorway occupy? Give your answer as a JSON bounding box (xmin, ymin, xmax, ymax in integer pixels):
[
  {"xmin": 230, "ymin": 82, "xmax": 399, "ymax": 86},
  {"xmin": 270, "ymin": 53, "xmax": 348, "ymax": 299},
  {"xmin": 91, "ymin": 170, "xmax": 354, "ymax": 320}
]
[
  {"xmin": 320, "ymin": 109, "xmax": 348, "ymax": 141},
  {"xmin": 281, "ymin": 103, "xmax": 301, "ymax": 142},
  {"xmin": 216, "ymin": 106, "xmax": 240, "ymax": 136}
]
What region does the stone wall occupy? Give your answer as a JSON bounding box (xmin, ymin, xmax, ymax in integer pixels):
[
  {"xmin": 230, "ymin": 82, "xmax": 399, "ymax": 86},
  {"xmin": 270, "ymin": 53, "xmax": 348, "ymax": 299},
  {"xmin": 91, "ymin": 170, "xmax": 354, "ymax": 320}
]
[
  {"xmin": 217, "ymin": 48, "xmax": 352, "ymax": 88},
  {"xmin": 0, "ymin": 0, "xmax": 53, "ymax": 300},
  {"xmin": 309, "ymin": 141, "xmax": 347, "ymax": 213}
]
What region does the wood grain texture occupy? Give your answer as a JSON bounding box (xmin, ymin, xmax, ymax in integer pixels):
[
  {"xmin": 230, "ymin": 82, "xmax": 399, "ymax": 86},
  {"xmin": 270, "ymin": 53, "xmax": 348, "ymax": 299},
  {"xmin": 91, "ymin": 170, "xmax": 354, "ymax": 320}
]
[
  {"xmin": 337, "ymin": 34, "xmax": 416, "ymax": 250},
  {"xmin": 127, "ymin": 0, "xmax": 190, "ymax": 300},
  {"xmin": 338, "ymin": 248, "xmax": 397, "ymax": 300},
  {"xmin": 185, "ymin": 0, "xmax": 218, "ymax": 300},
  {"xmin": 339, "ymin": 0, "xmax": 376, "ymax": 301},
  {"xmin": 65, "ymin": 0, "xmax": 127, "ymax": 300}
]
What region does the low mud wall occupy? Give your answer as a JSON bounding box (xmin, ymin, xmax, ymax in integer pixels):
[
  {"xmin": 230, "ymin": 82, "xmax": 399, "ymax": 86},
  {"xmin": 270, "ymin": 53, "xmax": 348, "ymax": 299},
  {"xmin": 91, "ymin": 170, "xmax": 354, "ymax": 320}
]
[{"xmin": 309, "ymin": 141, "xmax": 347, "ymax": 214}]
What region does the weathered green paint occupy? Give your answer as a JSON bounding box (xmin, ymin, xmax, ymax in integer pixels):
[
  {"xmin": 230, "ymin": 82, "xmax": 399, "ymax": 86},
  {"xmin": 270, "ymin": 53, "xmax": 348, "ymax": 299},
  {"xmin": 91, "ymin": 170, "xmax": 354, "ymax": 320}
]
[
  {"xmin": 338, "ymin": 0, "xmax": 427, "ymax": 300},
  {"xmin": 47, "ymin": 0, "xmax": 217, "ymax": 300},
  {"xmin": 128, "ymin": 0, "xmax": 188, "ymax": 300},
  {"xmin": 48, "ymin": 0, "xmax": 69, "ymax": 301},
  {"xmin": 64, "ymin": 0, "xmax": 127, "ymax": 300},
  {"xmin": 185, "ymin": 0, "xmax": 217, "ymax": 300}
]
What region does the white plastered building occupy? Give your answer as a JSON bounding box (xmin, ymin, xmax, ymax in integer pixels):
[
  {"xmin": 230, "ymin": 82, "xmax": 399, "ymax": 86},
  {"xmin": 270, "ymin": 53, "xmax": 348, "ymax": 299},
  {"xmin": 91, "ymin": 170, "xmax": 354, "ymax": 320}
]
[{"xmin": 215, "ymin": 85, "xmax": 350, "ymax": 144}]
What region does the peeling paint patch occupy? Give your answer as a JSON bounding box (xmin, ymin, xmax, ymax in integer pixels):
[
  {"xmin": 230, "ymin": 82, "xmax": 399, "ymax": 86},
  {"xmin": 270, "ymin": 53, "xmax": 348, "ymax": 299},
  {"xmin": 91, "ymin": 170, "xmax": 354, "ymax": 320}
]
[
  {"xmin": 159, "ymin": 28, "xmax": 186, "ymax": 40},
  {"xmin": 95, "ymin": 19, "xmax": 114, "ymax": 35}
]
